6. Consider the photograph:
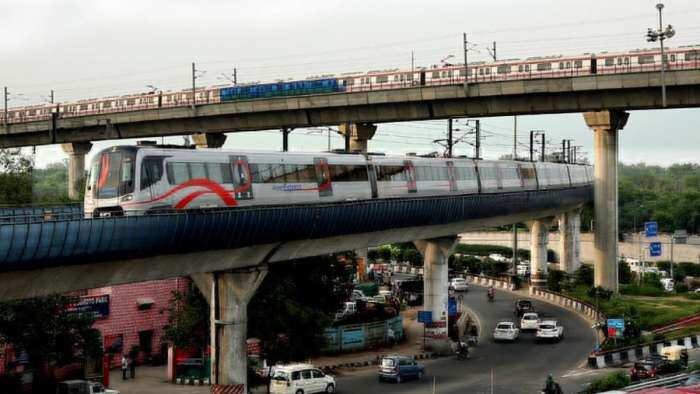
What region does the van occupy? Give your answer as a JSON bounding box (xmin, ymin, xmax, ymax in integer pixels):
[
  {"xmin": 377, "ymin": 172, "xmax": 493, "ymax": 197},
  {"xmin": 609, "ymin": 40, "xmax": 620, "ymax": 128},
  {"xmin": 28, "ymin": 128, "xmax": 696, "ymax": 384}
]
[{"xmin": 269, "ymin": 364, "xmax": 336, "ymax": 394}]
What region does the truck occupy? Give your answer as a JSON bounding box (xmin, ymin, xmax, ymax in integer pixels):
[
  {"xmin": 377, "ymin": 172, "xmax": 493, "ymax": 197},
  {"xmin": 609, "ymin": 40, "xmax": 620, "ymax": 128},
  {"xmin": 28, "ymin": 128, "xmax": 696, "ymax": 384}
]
[{"xmin": 56, "ymin": 380, "xmax": 120, "ymax": 394}]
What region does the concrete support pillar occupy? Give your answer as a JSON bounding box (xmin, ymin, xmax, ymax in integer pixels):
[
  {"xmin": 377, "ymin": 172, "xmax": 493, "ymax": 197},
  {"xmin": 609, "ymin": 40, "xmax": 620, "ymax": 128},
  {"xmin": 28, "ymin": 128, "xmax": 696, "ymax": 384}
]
[
  {"xmin": 558, "ymin": 210, "xmax": 582, "ymax": 274},
  {"xmin": 192, "ymin": 132, "xmax": 227, "ymax": 149},
  {"xmin": 338, "ymin": 123, "xmax": 377, "ymax": 153},
  {"xmin": 584, "ymin": 110, "xmax": 629, "ymax": 292},
  {"xmin": 414, "ymin": 237, "xmax": 458, "ymax": 354},
  {"xmin": 527, "ymin": 219, "xmax": 551, "ymax": 288},
  {"xmin": 193, "ymin": 266, "xmax": 267, "ymax": 391},
  {"xmin": 61, "ymin": 142, "xmax": 92, "ymax": 200}
]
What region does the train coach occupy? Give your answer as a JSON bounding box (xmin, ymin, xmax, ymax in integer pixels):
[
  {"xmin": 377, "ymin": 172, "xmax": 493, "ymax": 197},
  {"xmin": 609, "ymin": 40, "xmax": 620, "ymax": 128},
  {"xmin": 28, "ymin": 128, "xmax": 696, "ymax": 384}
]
[{"xmin": 83, "ymin": 143, "xmax": 592, "ymax": 218}]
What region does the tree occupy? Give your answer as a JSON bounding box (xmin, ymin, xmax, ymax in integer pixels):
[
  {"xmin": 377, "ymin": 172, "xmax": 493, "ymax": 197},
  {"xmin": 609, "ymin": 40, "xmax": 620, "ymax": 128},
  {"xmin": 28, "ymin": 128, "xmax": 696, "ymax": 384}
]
[
  {"xmin": 0, "ymin": 295, "xmax": 102, "ymax": 392},
  {"xmin": 0, "ymin": 149, "xmax": 33, "ymax": 205},
  {"xmin": 547, "ymin": 269, "xmax": 566, "ymax": 292},
  {"xmin": 161, "ymin": 282, "xmax": 210, "ymax": 350},
  {"xmin": 618, "ymin": 261, "xmax": 632, "ymax": 285},
  {"xmin": 574, "ymin": 264, "xmax": 594, "ymax": 287}
]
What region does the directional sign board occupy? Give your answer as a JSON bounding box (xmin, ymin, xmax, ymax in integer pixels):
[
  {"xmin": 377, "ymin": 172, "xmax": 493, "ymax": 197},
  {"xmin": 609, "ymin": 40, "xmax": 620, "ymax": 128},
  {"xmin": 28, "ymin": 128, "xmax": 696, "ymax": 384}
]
[
  {"xmin": 645, "ymin": 221, "xmax": 658, "ymax": 238},
  {"xmin": 607, "ymin": 318, "xmax": 625, "ymax": 338},
  {"xmin": 650, "ymin": 241, "xmax": 662, "ymax": 257},
  {"xmin": 417, "ymin": 311, "xmax": 432, "ymax": 324}
]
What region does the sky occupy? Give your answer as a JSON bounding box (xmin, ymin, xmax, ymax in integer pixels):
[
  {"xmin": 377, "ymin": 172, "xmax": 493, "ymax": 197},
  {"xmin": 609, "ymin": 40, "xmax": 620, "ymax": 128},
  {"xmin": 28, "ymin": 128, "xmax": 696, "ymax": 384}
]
[{"xmin": 2, "ymin": 0, "xmax": 699, "ymax": 167}]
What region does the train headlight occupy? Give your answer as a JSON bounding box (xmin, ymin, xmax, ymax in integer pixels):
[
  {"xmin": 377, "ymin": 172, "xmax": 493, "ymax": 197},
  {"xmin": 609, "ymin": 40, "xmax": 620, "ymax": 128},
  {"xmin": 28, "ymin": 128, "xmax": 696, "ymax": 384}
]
[{"xmin": 120, "ymin": 194, "xmax": 134, "ymax": 202}]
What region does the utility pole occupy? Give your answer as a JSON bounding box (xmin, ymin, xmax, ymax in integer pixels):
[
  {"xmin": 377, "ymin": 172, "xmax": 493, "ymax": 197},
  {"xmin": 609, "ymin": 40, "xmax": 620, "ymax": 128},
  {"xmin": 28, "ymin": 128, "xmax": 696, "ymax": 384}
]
[
  {"xmin": 561, "ymin": 139, "xmax": 566, "ymax": 163},
  {"xmin": 282, "ymin": 127, "xmax": 289, "ymax": 152},
  {"xmin": 50, "ymin": 90, "xmax": 54, "ymax": 104},
  {"xmin": 474, "ymin": 120, "xmax": 481, "ymax": 159},
  {"xmin": 512, "ymin": 224, "xmax": 518, "ymax": 275},
  {"xmin": 646, "ymin": 3, "xmax": 675, "ymax": 108},
  {"xmin": 3, "ymin": 86, "xmax": 7, "ymax": 127},
  {"xmin": 233, "ymin": 68, "xmax": 237, "ymax": 85},
  {"xmin": 463, "ymin": 33, "xmax": 469, "ymax": 93},
  {"xmin": 447, "ymin": 118, "xmax": 453, "ymax": 157},
  {"xmin": 327, "ymin": 128, "xmax": 331, "ymax": 152},
  {"xmin": 529, "ymin": 130, "xmax": 535, "ymax": 162},
  {"xmin": 191, "ymin": 62, "xmax": 196, "ymax": 111},
  {"xmin": 540, "ymin": 133, "xmax": 546, "ymax": 162},
  {"xmin": 411, "ymin": 50, "xmax": 415, "ymax": 74},
  {"xmin": 487, "ymin": 41, "xmax": 497, "ymax": 61},
  {"xmin": 513, "ymin": 116, "xmax": 517, "ymax": 160}
]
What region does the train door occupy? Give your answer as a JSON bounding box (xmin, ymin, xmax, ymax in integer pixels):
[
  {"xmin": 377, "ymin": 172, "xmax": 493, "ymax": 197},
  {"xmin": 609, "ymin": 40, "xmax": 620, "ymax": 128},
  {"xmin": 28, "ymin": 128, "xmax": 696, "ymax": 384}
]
[
  {"xmin": 403, "ymin": 160, "xmax": 417, "ymax": 193},
  {"xmin": 419, "ymin": 71, "xmax": 426, "ymax": 86},
  {"xmin": 314, "ymin": 157, "xmax": 333, "ymax": 197},
  {"xmin": 446, "ymin": 161, "xmax": 457, "ymax": 192},
  {"xmin": 590, "ymin": 55, "xmax": 598, "ymax": 74},
  {"xmin": 231, "ymin": 155, "xmax": 254, "ymax": 200}
]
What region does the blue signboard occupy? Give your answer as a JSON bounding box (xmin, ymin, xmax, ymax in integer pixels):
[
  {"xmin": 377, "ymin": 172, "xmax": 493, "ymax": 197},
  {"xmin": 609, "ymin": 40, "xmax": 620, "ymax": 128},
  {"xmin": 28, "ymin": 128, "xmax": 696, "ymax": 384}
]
[
  {"xmin": 607, "ymin": 318, "xmax": 625, "ymax": 330},
  {"xmin": 66, "ymin": 294, "xmax": 110, "ymax": 319},
  {"xmin": 448, "ymin": 297, "xmax": 457, "ymax": 317},
  {"xmin": 417, "ymin": 311, "xmax": 432, "ymax": 324},
  {"xmin": 645, "ymin": 221, "xmax": 658, "ymax": 237},
  {"xmin": 650, "ymin": 241, "xmax": 662, "ymax": 257}
]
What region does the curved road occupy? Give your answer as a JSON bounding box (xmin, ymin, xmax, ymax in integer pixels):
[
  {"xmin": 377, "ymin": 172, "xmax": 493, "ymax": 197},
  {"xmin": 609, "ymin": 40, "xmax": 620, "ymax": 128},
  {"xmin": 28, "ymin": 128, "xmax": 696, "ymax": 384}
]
[{"xmin": 336, "ymin": 285, "xmax": 595, "ymax": 393}]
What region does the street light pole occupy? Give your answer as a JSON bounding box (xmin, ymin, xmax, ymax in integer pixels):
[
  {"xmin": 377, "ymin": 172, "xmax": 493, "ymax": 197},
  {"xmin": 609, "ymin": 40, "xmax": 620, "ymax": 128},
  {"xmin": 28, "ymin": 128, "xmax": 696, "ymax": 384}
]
[
  {"xmin": 646, "ymin": 3, "xmax": 675, "ymax": 108},
  {"xmin": 540, "ymin": 133, "xmax": 546, "ymax": 162},
  {"xmin": 447, "ymin": 119, "xmax": 453, "ymax": 158},
  {"xmin": 463, "ymin": 33, "xmax": 469, "ymax": 93}
]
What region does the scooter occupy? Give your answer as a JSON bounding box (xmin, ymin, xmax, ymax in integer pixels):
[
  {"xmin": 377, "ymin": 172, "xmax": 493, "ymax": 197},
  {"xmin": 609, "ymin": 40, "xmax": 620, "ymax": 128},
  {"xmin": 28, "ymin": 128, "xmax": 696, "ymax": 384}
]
[{"xmin": 487, "ymin": 290, "xmax": 495, "ymax": 302}]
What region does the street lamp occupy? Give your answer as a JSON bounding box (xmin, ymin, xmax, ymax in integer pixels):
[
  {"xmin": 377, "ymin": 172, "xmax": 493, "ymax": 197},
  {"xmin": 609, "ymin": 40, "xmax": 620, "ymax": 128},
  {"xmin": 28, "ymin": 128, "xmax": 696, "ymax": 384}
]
[{"xmin": 646, "ymin": 3, "xmax": 676, "ymax": 108}]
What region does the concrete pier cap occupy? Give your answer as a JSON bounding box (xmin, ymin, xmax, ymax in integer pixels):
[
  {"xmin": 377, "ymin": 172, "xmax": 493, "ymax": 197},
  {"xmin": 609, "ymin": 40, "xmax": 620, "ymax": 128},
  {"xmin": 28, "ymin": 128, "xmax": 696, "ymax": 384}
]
[
  {"xmin": 192, "ymin": 132, "xmax": 227, "ymax": 149},
  {"xmin": 338, "ymin": 123, "xmax": 377, "ymax": 153},
  {"xmin": 414, "ymin": 236, "xmax": 458, "ymax": 355},
  {"xmin": 583, "ymin": 110, "xmax": 629, "ymax": 292},
  {"xmin": 61, "ymin": 142, "xmax": 93, "ymax": 200}
]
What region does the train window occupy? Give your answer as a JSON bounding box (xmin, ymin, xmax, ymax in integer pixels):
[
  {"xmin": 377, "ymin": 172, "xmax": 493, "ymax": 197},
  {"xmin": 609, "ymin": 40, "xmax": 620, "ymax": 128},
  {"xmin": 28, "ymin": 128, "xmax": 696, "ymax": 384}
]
[
  {"xmin": 377, "ymin": 165, "xmax": 404, "ymax": 182},
  {"xmin": 624, "ymin": 57, "xmax": 630, "ymax": 65},
  {"xmin": 432, "ymin": 71, "xmax": 440, "ymax": 78},
  {"xmin": 141, "ymin": 157, "xmax": 165, "ymax": 189},
  {"xmin": 497, "ymin": 65, "xmax": 511, "ymax": 74},
  {"xmin": 604, "ymin": 58, "xmax": 614, "ymax": 66},
  {"xmin": 638, "ymin": 55, "xmax": 655, "ymax": 64},
  {"xmin": 102, "ymin": 101, "xmax": 111, "ymax": 109},
  {"xmin": 189, "ymin": 163, "xmax": 207, "ymax": 179},
  {"xmin": 536, "ymin": 62, "xmax": 551, "ymax": 71},
  {"xmin": 670, "ymin": 54, "xmax": 676, "ymax": 62},
  {"xmin": 79, "ymin": 104, "xmax": 87, "ymax": 111},
  {"xmin": 524, "ymin": 64, "xmax": 530, "ymax": 72},
  {"xmin": 447, "ymin": 70, "xmax": 453, "ymax": 77},
  {"xmin": 685, "ymin": 51, "xmax": 699, "ymax": 61},
  {"xmin": 345, "ymin": 79, "xmax": 354, "ymax": 86},
  {"xmin": 559, "ymin": 62, "xmax": 564, "ymax": 69},
  {"xmin": 566, "ymin": 61, "xmax": 571, "ymax": 68},
  {"xmin": 405, "ymin": 73, "xmax": 414, "ymax": 80},
  {"xmin": 330, "ymin": 164, "xmax": 368, "ymax": 182},
  {"xmin": 518, "ymin": 65, "xmax": 523, "ymax": 72},
  {"xmin": 485, "ymin": 68, "xmax": 491, "ymax": 74},
  {"xmin": 617, "ymin": 58, "xmax": 623, "ymax": 66},
  {"xmin": 205, "ymin": 163, "xmax": 232, "ymax": 184},
  {"xmin": 415, "ymin": 166, "xmax": 429, "ymax": 181},
  {"xmin": 269, "ymin": 164, "xmax": 286, "ymax": 183},
  {"xmin": 478, "ymin": 69, "xmax": 484, "ymax": 76},
  {"xmin": 375, "ymin": 76, "xmax": 388, "ymax": 84},
  {"xmin": 167, "ymin": 162, "xmax": 189, "ymax": 184},
  {"xmin": 393, "ymin": 75, "xmax": 399, "ymax": 82},
  {"xmin": 574, "ymin": 60, "xmax": 583, "ymax": 68}
]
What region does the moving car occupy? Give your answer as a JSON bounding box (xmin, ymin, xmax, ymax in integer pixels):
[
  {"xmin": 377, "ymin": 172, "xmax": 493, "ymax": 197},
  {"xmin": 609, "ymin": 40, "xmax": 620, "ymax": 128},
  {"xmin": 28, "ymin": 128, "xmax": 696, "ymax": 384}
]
[
  {"xmin": 270, "ymin": 364, "xmax": 336, "ymax": 394},
  {"xmin": 493, "ymin": 321, "xmax": 520, "ymax": 342},
  {"xmin": 535, "ymin": 320, "xmax": 564, "ymax": 342},
  {"xmin": 520, "ymin": 312, "xmax": 540, "ymax": 330},
  {"xmin": 57, "ymin": 380, "xmax": 120, "ymax": 394},
  {"xmin": 629, "ymin": 354, "xmax": 682, "ymax": 381},
  {"xmin": 449, "ymin": 277, "xmax": 469, "ymax": 292},
  {"xmin": 378, "ymin": 355, "xmax": 425, "ymax": 383},
  {"xmin": 514, "ymin": 299, "xmax": 535, "ymax": 318}
]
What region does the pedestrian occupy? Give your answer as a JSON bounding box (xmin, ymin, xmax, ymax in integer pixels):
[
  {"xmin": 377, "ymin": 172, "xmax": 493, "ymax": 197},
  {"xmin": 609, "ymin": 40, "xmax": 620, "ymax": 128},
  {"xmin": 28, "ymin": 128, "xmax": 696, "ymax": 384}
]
[
  {"xmin": 121, "ymin": 355, "xmax": 128, "ymax": 380},
  {"xmin": 129, "ymin": 355, "xmax": 136, "ymax": 379}
]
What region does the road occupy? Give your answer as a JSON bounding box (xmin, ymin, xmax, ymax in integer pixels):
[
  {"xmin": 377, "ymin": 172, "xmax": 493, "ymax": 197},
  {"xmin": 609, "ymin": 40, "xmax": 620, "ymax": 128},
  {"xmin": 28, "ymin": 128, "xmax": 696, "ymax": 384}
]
[{"xmin": 336, "ymin": 285, "xmax": 595, "ymax": 393}]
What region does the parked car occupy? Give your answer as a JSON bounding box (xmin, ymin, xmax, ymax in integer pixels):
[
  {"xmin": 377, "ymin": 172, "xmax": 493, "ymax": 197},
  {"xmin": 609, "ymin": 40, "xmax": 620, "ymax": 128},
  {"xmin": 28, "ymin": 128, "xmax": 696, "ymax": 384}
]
[
  {"xmin": 514, "ymin": 299, "xmax": 535, "ymax": 317},
  {"xmin": 57, "ymin": 380, "xmax": 120, "ymax": 394},
  {"xmin": 351, "ymin": 289, "xmax": 367, "ymax": 302},
  {"xmin": 378, "ymin": 355, "xmax": 424, "ymax": 383},
  {"xmin": 449, "ymin": 277, "xmax": 469, "ymax": 292},
  {"xmin": 493, "ymin": 321, "xmax": 520, "ymax": 342},
  {"xmin": 520, "ymin": 312, "xmax": 540, "ymax": 330},
  {"xmin": 270, "ymin": 364, "xmax": 336, "ymax": 394},
  {"xmin": 535, "ymin": 320, "xmax": 564, "ymax": 342},
  {"xmin": 334, "ymin": 301, "xmax": 357, "ymax": 320}
]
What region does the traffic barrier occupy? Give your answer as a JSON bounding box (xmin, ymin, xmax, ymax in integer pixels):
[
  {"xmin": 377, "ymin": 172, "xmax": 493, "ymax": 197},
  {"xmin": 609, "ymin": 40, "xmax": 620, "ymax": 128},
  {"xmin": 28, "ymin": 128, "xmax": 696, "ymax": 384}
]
[{"xmin": 211, "ymin": 384, "xmax": 245, "ymax": 394}]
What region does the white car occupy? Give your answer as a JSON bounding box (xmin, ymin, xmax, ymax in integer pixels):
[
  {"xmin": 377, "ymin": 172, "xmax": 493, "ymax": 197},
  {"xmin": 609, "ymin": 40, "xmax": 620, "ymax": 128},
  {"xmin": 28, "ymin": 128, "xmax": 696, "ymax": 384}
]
[
  {"xmin": 270, "ymin": 364, "xmax": 336, "ymax": 394},
  {"xmin": 535, "ymin": 320, "xmax": 564, "ymax": 342},
  {"xmin": 449, "ymin": 277, "xmax": 469, "ymax": 292},
  {"xmin": 493, "ymin": 321, "xmax": 520, "ymax": 342},
  {"xmin": 520, "ymin": 312, "xmax": 540, "ymax": 330}
]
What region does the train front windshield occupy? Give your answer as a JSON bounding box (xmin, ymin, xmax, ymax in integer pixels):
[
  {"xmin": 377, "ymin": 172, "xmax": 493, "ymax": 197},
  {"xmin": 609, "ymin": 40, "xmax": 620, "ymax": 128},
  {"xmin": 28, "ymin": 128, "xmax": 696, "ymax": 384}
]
[{"xmin": 88, "ymin": 150, "xmax": 135, "ymax": 199}]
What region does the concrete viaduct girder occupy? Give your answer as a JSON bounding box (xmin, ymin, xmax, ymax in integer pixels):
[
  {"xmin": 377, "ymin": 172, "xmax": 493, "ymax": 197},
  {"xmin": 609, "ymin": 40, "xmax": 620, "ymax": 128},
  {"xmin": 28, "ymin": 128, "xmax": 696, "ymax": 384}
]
[{"xmin": 2, "ymin": 70, "xmax": 700, "ymax": 148}]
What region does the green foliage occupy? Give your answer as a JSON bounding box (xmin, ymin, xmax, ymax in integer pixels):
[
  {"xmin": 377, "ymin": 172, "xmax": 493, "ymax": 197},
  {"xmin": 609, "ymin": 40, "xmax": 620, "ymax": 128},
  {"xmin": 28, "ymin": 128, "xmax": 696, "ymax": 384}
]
[
  {"xmin": 588, "ymin": 286, "xmax": 614, "ymax": 301},
  {"xmin": 248, "ymin": 255, "xmax": 355, "ymax": 363},
  {"xmin": 620, "ymin": 284, "xmax": 667, "ymax": 297},
  {"xmin": 547, "ymin": 269, "xmax": 566, "ymax": 292},
  {"xmin": 162, "ymin": 282, "xmax": 210, "ymax": 350},
  {"xmin": 585, "ymin": 371, "xmax": 631, "ymax": 393},
  {"xmin": 0, "ymin": 294, "xmax": 102, "ymax": 391},
  {"xmin": 0, "ymin": 149, "xmax": 33, "ymax": 205},
  {"xmin": 574, "ymin": 264, "xmax": 594, "ymax": 287},
  {"xmin": 619, "ymin": 261, "xmax": 632, "ymax": 284},
  {"xmin": 32, "ymin": 161, "xmax": 72, "ymax": 203},
  {"xmin": 450, "ymin": 255, "xmax": 481, "ymax": 273},
  {"xmin": 377, "ymin": 245, "xmax": 394, "ymax": 261},
  {"xmin": 367, "ymin": 249, "xmax": 379, "ymax": 262}
]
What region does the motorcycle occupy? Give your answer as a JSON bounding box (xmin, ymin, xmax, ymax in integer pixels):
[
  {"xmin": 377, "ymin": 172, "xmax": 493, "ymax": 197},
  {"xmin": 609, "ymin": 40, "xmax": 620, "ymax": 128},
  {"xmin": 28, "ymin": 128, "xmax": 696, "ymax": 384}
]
[
  {"xmin": 487, "ymin": 289, "xmax": 495, "ymax": 302},
  {"xmin": 455, "ymin": 342, "xmax": 470, "ymax": 360}
]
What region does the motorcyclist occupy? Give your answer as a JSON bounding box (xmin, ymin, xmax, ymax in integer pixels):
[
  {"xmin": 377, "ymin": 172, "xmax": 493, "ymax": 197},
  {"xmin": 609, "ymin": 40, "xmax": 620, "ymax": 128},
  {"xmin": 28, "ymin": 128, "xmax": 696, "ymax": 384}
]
[
  {"xmin": 487, "ymin": 286, "xmax": 495, "ymax": 301},
  {"xmin": 456, "ymin": 340, "xmax": 469, "ymax": 359}
]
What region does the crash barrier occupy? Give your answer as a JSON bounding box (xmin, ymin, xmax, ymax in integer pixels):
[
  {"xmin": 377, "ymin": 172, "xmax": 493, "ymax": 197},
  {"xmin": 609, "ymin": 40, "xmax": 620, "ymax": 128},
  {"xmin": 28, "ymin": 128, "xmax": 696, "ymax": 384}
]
[
  {"xmin": 173, "ymin": 357, "xmax": 211, "ymax": 385},
  {"xmin": 323, "ymin": 315, "xmax": 404, "ymax": 353},
  {"xmin": 653, "ymin": 312, "xmax": 700, "ymax": 334},
  {"xmin": 211, "ymin": 384, "xmax": 245, "ymax": 393},
  {"xmin": 528, "ymin": 287, "xmax": 604, "ymax": 323},
  {"xmin": 621, "ymin": 372, "xmax": 698, "ymax": 391},
  {"xmin": 587, "ymin": 335, "xmax": 700, "ymax": 369}
]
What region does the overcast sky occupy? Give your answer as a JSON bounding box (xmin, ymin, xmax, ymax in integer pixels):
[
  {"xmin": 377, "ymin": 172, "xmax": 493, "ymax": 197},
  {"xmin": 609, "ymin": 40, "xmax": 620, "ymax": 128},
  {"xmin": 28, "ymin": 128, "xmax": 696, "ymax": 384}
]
[{"xmin": 2, "ymin": 0, "xmax": 699, "ymax": 167}]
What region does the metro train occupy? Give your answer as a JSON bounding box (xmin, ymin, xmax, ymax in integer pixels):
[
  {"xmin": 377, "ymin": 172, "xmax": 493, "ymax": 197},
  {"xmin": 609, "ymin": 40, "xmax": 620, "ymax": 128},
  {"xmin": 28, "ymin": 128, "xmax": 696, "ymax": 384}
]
[
  {"xmin": 83, "ymin": 143, "xmax": 592, "ymax": 218},
  {"xmin": 3, "ymin": 45, "xmax": 700, "ymax": 124}
]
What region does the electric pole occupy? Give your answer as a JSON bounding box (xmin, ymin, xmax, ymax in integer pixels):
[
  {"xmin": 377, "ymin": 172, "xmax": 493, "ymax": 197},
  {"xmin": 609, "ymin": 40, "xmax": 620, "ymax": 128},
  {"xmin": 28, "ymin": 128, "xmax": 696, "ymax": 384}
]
[
  {"xmin": 540, "ymin": 133, "xmax": 546, "ymax": 162},
  {"xmin": 474, "ymin": 120, "xmax": 481, "ymax": 159},
  {"xmin": 513, "ymin": 116, "xmax": 517, "ymax": 160},
  {"xmin": 646, "ymin": 3, "xmax": 675, "ymax": 107},
  {"xmin": 463, "ymin": 33, "xmax": 469, "ymax": 92},
  {"xmin": 3, "ymin": 87, "xmax": 7, "ymax": 127},
  {"xmin": 282, "ymin": 127, "xmax": 289, "ymax": 152},
  {"xmin": 191, "ymin": 62, "xmax": 196, "ymax": 111},
  {"xmin": 561, "ymin": 139, "xmax": 567, "ymax": 163},
  {"xmin": 447, "ymin": 119, "xmax": 453, "ymax": 157},
  {"xmin": 411, "ymin": 50, "xmax": 415, "ymax": 74},
  {"xmin": 50, "ymin": 90, "xmax": 54, "ymax": 104},
  {"xmin": 487, "ymin": 41, "xmax": 497, "ymax": 61},
  {"xmin": 233, "ymin": 68, "xmax": 237, "ymax": 85}
]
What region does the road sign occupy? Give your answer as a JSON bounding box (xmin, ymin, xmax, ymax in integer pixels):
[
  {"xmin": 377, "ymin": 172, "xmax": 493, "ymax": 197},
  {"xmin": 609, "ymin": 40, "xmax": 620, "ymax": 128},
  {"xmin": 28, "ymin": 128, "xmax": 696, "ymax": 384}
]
[
  {"xmin": 417, "ymin": 311, "xmax": 432, "ymax": 324},
  {"xmin": 607, "ymin": 318, "xmax": 625, "ymax": 338},
  {"xmin": 645, "ymin": 221, "xmax": 658, "ymax": 237},
  {"xmin": 650, "ymin": 241, "xmax": 662, "ymax": 257}
]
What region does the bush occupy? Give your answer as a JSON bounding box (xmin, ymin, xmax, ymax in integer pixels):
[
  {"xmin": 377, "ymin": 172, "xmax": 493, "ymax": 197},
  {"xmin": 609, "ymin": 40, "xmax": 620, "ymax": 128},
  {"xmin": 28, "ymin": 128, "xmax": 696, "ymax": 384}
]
[
  {"xmin": 620, "ymin": 284, "xmax": 667, "ymax": 297},
  {"xmin": 675, "ymin": 283, "xmax": 689, "ymax": 293},
  {"xmin": 547, "ymin": 269, "xmax": 566, "ymax": 292},
  {"xmin": 575, "ymin": 264, "xmax": 594, "ymax": 287},
  {"xmin": 619, "ymin": 261, "xmax": 633, "ymax": 284},
  {"xmin": 588, "ymin": 286, "xmax": 614, "ymax": 301},
  {"xmin": 586, "ymin": 371, "xmax": 631, "ymax": 393}
]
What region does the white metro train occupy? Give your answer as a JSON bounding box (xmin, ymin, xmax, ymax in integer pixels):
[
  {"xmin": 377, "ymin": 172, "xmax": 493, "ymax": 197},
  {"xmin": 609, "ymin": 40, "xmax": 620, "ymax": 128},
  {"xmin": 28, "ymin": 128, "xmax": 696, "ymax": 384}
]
[{"xmin": 84, "ymin": 143, "xmax": 592, "ymax": 217}]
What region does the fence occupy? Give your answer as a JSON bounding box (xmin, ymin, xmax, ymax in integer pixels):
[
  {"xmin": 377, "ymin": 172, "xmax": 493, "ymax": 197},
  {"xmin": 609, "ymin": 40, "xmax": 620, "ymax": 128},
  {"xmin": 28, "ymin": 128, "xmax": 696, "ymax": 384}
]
[{"xmin": 323, "ymin": 316, "xmax": 403, "ymax": 353}]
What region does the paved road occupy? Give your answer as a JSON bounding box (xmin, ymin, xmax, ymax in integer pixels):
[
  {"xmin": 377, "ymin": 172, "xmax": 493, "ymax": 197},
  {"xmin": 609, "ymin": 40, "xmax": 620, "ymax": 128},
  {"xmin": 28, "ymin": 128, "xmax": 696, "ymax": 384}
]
[{"xmin": 336, "ymin": 285, "xmax": 595, "ymax": 394}]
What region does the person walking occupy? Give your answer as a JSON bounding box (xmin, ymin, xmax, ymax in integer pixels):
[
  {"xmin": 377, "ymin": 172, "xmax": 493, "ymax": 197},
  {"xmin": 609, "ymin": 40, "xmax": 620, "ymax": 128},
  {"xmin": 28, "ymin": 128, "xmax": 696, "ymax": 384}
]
[
  {"xmin": 121, "ymin": 355, "xmax": 128, "ymax": 380},
  {"xmin": 129, "ymin": 355, "xmax": 136, "ymax": 379}
]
